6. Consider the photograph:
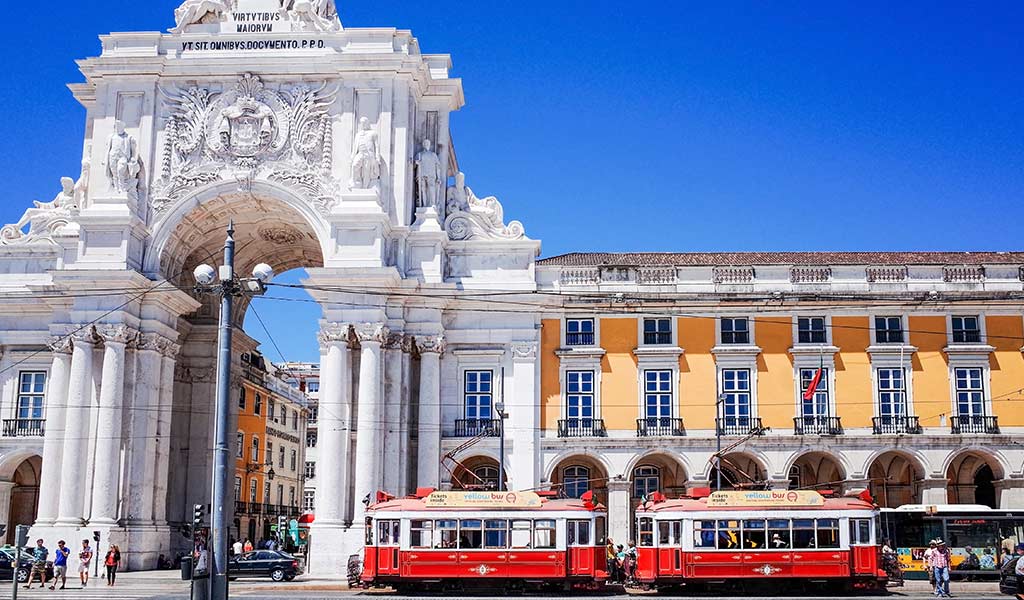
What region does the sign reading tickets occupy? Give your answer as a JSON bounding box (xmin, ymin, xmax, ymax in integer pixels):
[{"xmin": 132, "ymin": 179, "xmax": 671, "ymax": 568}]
[
  {"xmin": 707, "ymin": 490, "xmax": 825, "ymax": 507},
  {"xmin": 425, "ymin": 491, "xmax": 543, "ymax": 509}
]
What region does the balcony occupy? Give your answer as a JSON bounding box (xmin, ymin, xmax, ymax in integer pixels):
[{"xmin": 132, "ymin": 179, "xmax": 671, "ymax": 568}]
[
  {"xmin": 716, "ymin": 417, "xmax": 765, "ymax": 436},
  {"xmin": 234, "ymin": 501, "xmax": 250, "ymax": 515},
  {"xmin": 2, "ymin": 419, "xmax": 45, "ymax": 438},
  {"xmin": 793, "ymin": 416, "xmax": 843, "ymax": 436},
  {"xmin": 636, "ymin": 417, "xmax": 685, "ymax": 437},
  {"xmin": 565, "ymin": 332, "xmax": 595, "ymax": 346},
  {"xmin": 452, "ymin": 418, "xmax": 502, "ymax": 438},
  {"xmin": 872, "ymin": 416, "xmax": 923, "ymax": 435},
  {"xmin": 950, "ymin": 415, "xmax": 999, "ymax": 435},
  {"xmin": 558, "ymin": 418, "xmax": 607, "ymax": 438}
]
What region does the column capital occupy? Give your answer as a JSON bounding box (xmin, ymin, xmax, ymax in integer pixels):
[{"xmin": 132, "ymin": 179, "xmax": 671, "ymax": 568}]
[
  {"xmin": 417, "ymin": 334, "xmax": 446, "ymax": 355},
  {"xmin": 96, "ymin": 324, "xmax": 140, "ymax": 347},
  {"xmin": 71, "ymin": 327, "xmax": 100, "ymax": 347},
  {"xmin": 48, "ymin": 336, "xmax": 74, "ymax": 355},
  {"xmin": 383, "ymin": 331, "xmax": 405, "ymax": 350},
  {"xmin": 317, "ymin": 323, "xmax": 351, "ymax": 348},
  {"xmin": 607, "ymin": 478, "xmax": 631, "ymax": 493},
  {"xmin": 137, "ymin": 333, "xmax": 179, "ymax": 358},
  {"xmin": 401, "ymin": 334, "xmax": 416, "ymax": 354},
  {"xmin": 354, "ymin": 323, "xmax": 389, "ymax": 345},
  {"xmin": 510, "ymin": 342, "xmax": 538, "ymax": 361}
]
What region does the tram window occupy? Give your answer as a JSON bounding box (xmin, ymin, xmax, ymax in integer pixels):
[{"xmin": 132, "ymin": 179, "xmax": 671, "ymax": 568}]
[
  {"xmin": 658, "ymin": 520, "xmax": 681, "ymax": 546},
  {"xmin": 365, "ymin": 517, "xmax": 374, "ymax": 545},
  {"xmin": 534, "ymin": 520, "xmax": 556, "ymax": 549},
  {"xmin": 511, "ymin": 520, "xmax": 532, "ymax": 549},
  {"xmin": 484, "ymin": 519, "xmax": 508, "ymax": 549},
  {"xmin": 596, "ymin": 516, "xmax": 607, "ymax": 545},
  {"xmin": 768, "ymin": 519, "xmax": 790, "ymax": 548},
  {"xmin": 850, "ymin": 519, "xmax": 872, "ymax": 545},
  {"xmin": 638, "ymin": 517, "xmax": 655, "ymax": 547},
  {"xmin": 378, "ymin": 520, "xmax": 400, "ymax": 546},
  {"xmin": 743, "ymin": 519, "xmax": 767, "ymax": 549},
  {"xmin": 437, "ymin": 519, "xmax": 458, "ymax": 548},
  {"xmin": 793, "ymin": 519, "xmax": 816, "ymax": 549},
  {"xmin": 411, "ymin": 520, "xmax": 433, "ymax": 548},
  {"xmin": 717, "ymin": 520, "xmax": 740, "ymax": 550},
  {"xmin": 694, "ymin": 520, "xmax": 716, "ymax": 548},
  {"xmin": 460, "ymin": 519, "xmax": 483, "ymax": 549},
  {"xmin": 568, "ymin": 520, "xmax": 591, "ymax": 546},
  {"xmin": 816, "ymin": 519, "xmax": 840, "ymax": 549}
]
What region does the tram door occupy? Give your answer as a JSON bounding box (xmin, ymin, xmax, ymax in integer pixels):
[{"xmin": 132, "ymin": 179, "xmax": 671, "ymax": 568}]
[
  {"xmin": 849, "ymin": 518, "xmax": 877, "ymax": 575},
  {"xmin": 377, "ymin": 520, "xmax": 401, "ymax": 575},
  {"xmin": 567, "ymin": 519, "xmax": 594, "ymax": 576},
  {"xmin": 657, "ymin": 520, "xmax": 683, "ymax": 576}
]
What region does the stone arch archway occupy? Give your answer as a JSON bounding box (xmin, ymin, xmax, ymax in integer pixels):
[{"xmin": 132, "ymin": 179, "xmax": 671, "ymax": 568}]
[
  {"xmin": 0, "ymin": 454, "xmax": 41, "ymax": 544},
  {"xmin": 946, "ymin": 450, "xmax": 1005, "ymax": 508},
  {"xmin": 549, "ymin": 455, "xmax": 610, "ymax": 503},
  {"xmin": 867, "ymin": 451, "xmax": 925, "ymax": 508},
  {"xmin": 708, "ymin": 452, "xmax": 767, "ymax": 489},
  {"xmin": 625, "ymin": 452, "xmax": 687, "ymax": 499},
  {"xmin": 787, "ymin": 451, "xmax": 847, "ymax": 494},
  {"xmin": 450, "ymin": 455, "xmax": 505, "ymax": 491}
]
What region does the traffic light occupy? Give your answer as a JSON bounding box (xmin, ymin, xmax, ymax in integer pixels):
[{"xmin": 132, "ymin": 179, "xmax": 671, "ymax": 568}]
[
  {"xmin": 277, "ymin": 515, "xmax": 287, "ymax": 534},
  {"xmin": 193, "ymin": 504, "xmax": 205, "ymax": 529},
  {"xmin": 15, "ymin": 525, "xmax": 29, "ymax": 547},
  {"xmin": 92, "ymin": 531, "xmax": 100, "ymax": 542}
]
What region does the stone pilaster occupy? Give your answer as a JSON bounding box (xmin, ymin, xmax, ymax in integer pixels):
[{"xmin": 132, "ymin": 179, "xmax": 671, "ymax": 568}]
[
  {"xmin": 607, "ymin": 479, "xmax": 632, "ymax": 547},
  {"xmin": 397, "ymin": 335, "xmax": 414, "ymax": 495},
  {"xmin": 35, "ymin": 337, "xmax": 73, "ymax": 525},
  {"xmin": 919, "ymin": 477, "xmax": 949, "ymax": 505},
  {"xmin": 416, "ymin": 334, "xmax": 444, "ymax": 488},
  {"xmin": 509, "ymin": 341, "xmax": 539, "ymax": 491},
  {"xmin": 152, "ymin": 340, "xmax": 179, "ymax": 524},
  {"xmin": 124, "ymin": 333, "xmax": 163, "ymax": 526},
  {"xmin": 995, "ymin": 477, "xmax": 1024, "ymax": 509}
]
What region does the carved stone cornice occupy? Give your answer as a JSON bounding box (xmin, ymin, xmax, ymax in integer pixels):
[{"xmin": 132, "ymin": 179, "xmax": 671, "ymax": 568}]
[
  {"xmin": 96, "ymin": 324, "xmax": 140, "ymax": 347},
  {"xmin": 510, "ymin": 342, "xmax": 538, "ymax": 361},
  {"xmin": 417, "ymin": 334, "xmax": 446, "ymax": 355},
  {"xmin": 354, "ymin": 323, "xmax": 388, "ymax": 345},
  {"xmin": 48, "ymin": 336, "xmax": 74, "ymax": 355},
  {"xmin": 383, "ymin": 332, "xmax": 405, "ymax": 351}
]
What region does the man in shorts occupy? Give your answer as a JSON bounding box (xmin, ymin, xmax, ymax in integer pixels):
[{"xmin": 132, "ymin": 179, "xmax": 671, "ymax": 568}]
[
  {"xmin": 79, "ymin": 539, "xmax": 94, "ymax": 587},
  {"xmin": 50, "ymin": 540, "xmax": 69, "ymax": 590},
  {"xmin": 23, "ymin": 539, "xmax": 48, "ymax": 589}
]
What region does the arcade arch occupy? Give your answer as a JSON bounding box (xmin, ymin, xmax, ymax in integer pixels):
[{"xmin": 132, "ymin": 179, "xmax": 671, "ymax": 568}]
[
  {"xmin": 626, "ymin": 452, "xmax": 687, "ymax": 499},
  {"xmin": 946, "ymin": 450, "xmax": 1004, "ymax": 508},
  {"xmin": 868, "ymin": 451, "xmax": 925, "ymax": 508},
  {"xmin": 708, "ymin": 452, "xmax": 766, "ymax": 489},
  {"xmin": 549, "ymin": 455, "xmax": 609, "ymax": 503},
  {"xmin": 450, "ymin": 455, "xmax": 505, "ymax": 491},
  {"xmin": 1, "ymin": 455, "xmax": 41, "ymax": 545},
  {"xmin": 788, "ymin": 451, "xmax": 846, "ymax": 494}
]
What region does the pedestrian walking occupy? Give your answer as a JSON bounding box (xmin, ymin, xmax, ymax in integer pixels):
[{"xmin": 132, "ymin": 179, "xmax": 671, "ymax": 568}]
[
  {"xmin": 24, "ymin": 538, "xmax": 49, "ymax": 589},
  {"xmin": 604, "ymin": 537, "xmax": 617, "ymax": 583},
  {"xmin": 928, "ymin": 538, "xmax": 952, "ymax": 597},
  {"xmin": 243, "ymin": 538, "xmax": 253, "ymax": 552},
  {"xmin": 79, "ymin": 539, "xmax": 94, "ymax": 587},
  {"xmin": 232, "ymin": 539, "xmax": 243, "ymax": 556},
  {"xmin": 104, "ymin": 544, "xmax": 121, "ymax": 586},
  {"xmin": 923, "ymin": 539, "xmax": 937, "ymax": 586},
  {"xmin": 625, "ymin": 542, "xmax": 638, "ymax": 583},
  {"xmin": 49, "ymin": 540, "xmax": 70, "ymax": 590}
]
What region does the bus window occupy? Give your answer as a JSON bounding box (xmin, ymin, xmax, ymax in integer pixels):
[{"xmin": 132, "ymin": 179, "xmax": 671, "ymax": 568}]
[
  {"xmin": 436, "ymin": 519, "xmax": 458, "ymax": 548},
  {"xmin": 460, "ymin": 520, "xmax": 483, "ymax": 549},
  {"xmin": 850, "ymin": 519, "xmax": 872, "ymax": 545},
  {"xmin": 793, "ymin": 519, "xmax": 816, "ymax": 548},
  {"xmin": 568, "ymin": 520, "xmax": 591, "ymax": 546},
  {"xmin": 638, "ymin": 518, "xmax": 654, "ymax": 547},
  {"xmin": 717, "ymin": 520, "xmax": 740, "ymax": 550},
  {"xmin": 378, "ymin": 520, "xmax": 400, "ymax": 546},
  {"xmin": 768, "ymin": 519, "xmax": 790, "ymax": 549},
  {"xmin": 411, "ymin": 520, "xmax": 433, "ymax": 548},
  {"xmin": 485, "ymin": 520, "xmax": 508, "ymax": 549},
  {"xmin": 596, "ymin": 516, "xmax": 607, "ymax": 545},
  {"xmin": 816, "ymin": 519, "xmax": 840, "ymax": 549},
  {"xmin": 743, "ymin": 519, "xmax": 767, "ymax": 549},
  {"xmin": 694, "ymin": 520, "xmax": 716, "ymax": 548},
  {"xmin": 534, "ymin": 520, "xmax": 556, "ymax": 549},
  {"xmin": 511, "ymin": 520, "xmax": 532, "ymax": 549}
]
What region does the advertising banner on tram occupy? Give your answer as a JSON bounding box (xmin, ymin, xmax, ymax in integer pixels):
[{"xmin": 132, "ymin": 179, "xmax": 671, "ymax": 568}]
[{"xmin": 425, "ymin": 491, "xmax": 543, "ymax": 508}]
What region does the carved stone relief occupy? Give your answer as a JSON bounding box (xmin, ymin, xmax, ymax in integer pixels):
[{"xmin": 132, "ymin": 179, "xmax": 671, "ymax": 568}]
[
  {"xmin": 171, "ymin": 0, "xmax": 228, "ymax": 33},
  {"xmin": 106, "ymin": 120, "xmax": 143, "ymax": 203},
  {"xmin": 0, "ymin": 177, "xmax": 78, "ymax": 245},
  {"xmin": 444, "ymin": 172, "xmax": 526, "ymax": 241}
]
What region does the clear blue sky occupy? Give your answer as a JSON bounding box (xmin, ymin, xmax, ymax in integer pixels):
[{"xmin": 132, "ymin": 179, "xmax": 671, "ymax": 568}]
[{"xmin": 1, "ymin": 1, "xmax": 1022, "ymax": 362}]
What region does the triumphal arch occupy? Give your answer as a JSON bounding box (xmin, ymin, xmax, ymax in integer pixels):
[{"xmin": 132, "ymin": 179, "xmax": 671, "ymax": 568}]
[{"xmin": 0, "ymin": 0, "xmax": 540, "ymax": 571}]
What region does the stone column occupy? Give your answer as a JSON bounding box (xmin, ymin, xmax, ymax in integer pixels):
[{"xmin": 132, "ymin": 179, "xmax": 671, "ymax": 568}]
[
  {"xmin": 310, "ymin": 324, "xmax": 352, "ymax": 573},
  {"xmin": 90, "ymin": 325, "xmax": 136, "ymax": 525},
  {"xmin": 995, "ymin": 478, "xmax": 1024, "ymax": 509},
  {"xmin": 153, "ymin": 341, "xmax": 179, "ymax": 524},
  {"xmin": 123, "ymin": 334, "xmax": 164, "ymax": 525},
  {"xmin": 382, "ymin": 332, "xmax": 404, "ymax": 494},
  {"xmin": 35, "ymin": 338, "xmax": 73, "ymax": 525},
  {"xmin": 56, "ymin": 330, "xmax": 98, "ymax": 526},
  {"xmin": 397, "ymin": 336, "xmax": 414, "ymax": 495},
  {"xmin": 353, "ymin": 324, "xmax": 386, "ymax": 522},
  {"xmin": 607, "ymin": 479, "xmax": 632, "ymax": 546},
  {"xmin": 416, "ymin": 335, "xmax": 444, "ymax": 488},
  {"xmin": 0, "ymin": 481, "xmax": 15, "ymax": 526},
  {"xmin": 919, "ymin": 477, "xmax": 949, "ymax": 505},
  {"xmin": 509, "ymin": 342, "xmax": 539, "ymax": 491}
]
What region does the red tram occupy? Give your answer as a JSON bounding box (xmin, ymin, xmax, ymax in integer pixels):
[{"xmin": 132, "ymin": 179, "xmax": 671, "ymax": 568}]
[
  {"xmin": 360, "ymin": 488, "xmax": 608, "ymax": 592},
  {"xmin": 634, "ymin": 489, "xmax": 888, "ymax": 593}
]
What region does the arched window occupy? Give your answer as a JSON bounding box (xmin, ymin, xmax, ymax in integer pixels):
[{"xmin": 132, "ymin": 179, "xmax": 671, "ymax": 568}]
[
  {"xmin": 473, "ymin": 466, "xmax": 500, "ymax": 490},
  {"xmin": 788, "ymin": 465, "xmax": 802, "ymax": 489},
  {"xmin": 563, "ymin": 466, "xmax": 591, "ymax": 499},
  {"xmin": 633, "ymin": 465, "xmax": 661, "ymax": 498}
]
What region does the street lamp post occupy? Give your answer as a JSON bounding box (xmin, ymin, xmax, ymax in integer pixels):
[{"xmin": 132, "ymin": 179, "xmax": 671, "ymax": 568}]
[
  {"xmin": 193, "ymin": 223, "xmax": 275, "ymax": 600},
  {"xmin": 715, "ymin": 393, "xmax": 727, "ymax": 491},
  {"xmin": 495, "ymin": 401, "xmax": 508, "ymax": 492}
]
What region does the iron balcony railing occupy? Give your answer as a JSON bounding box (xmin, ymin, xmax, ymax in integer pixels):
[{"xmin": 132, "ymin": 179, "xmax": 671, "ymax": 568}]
[
  {"xmin": 565, "ymin": 332, "xmax": 595, "ymax": 346},
  {"xmin": 1, "ymin": 418, "xmax": 45, "ymax": 438},
  {"xmin": 234, "ymin": 500, "xmax": 249, "ymax": 514},
  {"xmin": 636, "ymin": 417, "xmax": 685, "ymax": 437},
  {"xmin": 558, "ymin": 418, "xmax": 607, "ymax": 438},
  {"xmin": 452, "ymin": 418, "xmax": 502, "ymax": 438},
  {"xmin": 793, "ymin": 416, "xmax": 843, "ymax": 436},
  {"xmin": 716, "ymin": 416, "xmax": 765, "ymax": 436},
  {"xmin": 872, "ymin": 415, "xmax": 923, "ymax": 435},
  {"xmin": 950, "ymin": 415, "xmax": 999, "ymax": 435}
]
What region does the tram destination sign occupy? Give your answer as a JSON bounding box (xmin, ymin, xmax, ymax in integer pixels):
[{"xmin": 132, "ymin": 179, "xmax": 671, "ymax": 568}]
[
  {"xmin": 707, "ymin": 490, "xmax": 826, "ymax": 507},
  {"xmin": 425, "ymin": 491, "xmax": 543, "ymax": 509}
]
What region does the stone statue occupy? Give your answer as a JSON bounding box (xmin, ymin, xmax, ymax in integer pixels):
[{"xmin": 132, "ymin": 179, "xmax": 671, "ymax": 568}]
[
  {"xmin": 1, "ymin": 177, "xmax": 77, "ymax": 243},
  {"xmin": 283, "ymin": 0, "xmax": 341, "ymax": 32},
  {"xmin": 105, "ymin": 121, "xmax": 142, "ymax": 200},
  {"xmin": 415, "ymin": 139, "xmax": 443, "ymax": 210},
  {"xmin": 171, "ymin": 0, "xmax": 228, "ymax": 33},
  {"xmin": 75, "ymin": 150, "xmax": 91, "ymax": 207},
  {"xmin": 350, "ymin": 117, "xmax": 380, "ymax": 189},
  {"xmin": 443, "ymin": 171, "xmax": 527, "ymax": 241}
]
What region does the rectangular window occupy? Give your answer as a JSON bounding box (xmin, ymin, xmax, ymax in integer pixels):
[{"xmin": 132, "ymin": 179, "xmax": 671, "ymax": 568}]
[
  {"xmin": 277, "ymin": 484, "xmax": 284, "ymax": 505},
  {"xmin": 290, "ymin": 449, "xmax": 297, "ymax": 471},
  {"xmin": 644, "ymin": 370, "xmax": 672, "ymax": 420},
  {"xmin": 875, "ymin": 316, "xmax": 904, "ymax": 344},
  {"xmin": 278, "ymin": 446, "xmax": 285, "ymax": 469},
  {"xmin": 236, "ymin": 432, "xmax": 244, "ymax": 458},
  {"xmin": 464, "ymin": 371, "xmax": 493, "ymax": 420},
  {"xmin": 304, "ymin": 461, "xmax": 316, "ymax": 479},
  {"xmin": 799, "ymin": 368, "xmax": 829, "ymax": 417},
  {"xmin": 254, "ymin": 393, "xmax": 263, "ymax": 415},
  {"xmin": 797, "ymin": 317, "xmax": 827, "ymax": 344},
  {"xmin": 954, "ymin": 367, "xmax": 985, "ymax": 417},
  {"xmin": 238, "ymin": 386, "xmax": 247, "ymax": 410},
  {"xmin": 721, "ymin": 318, "xmax": 750, "ymax": 344},
  {"xmin": 303, "ymin": 490, "xmax": 315, "ymax": 511},
  {"xmin": 484, "ymin": 519, "xmax": 508, "ymax": 549},
  {"xmin": 307, "ymin": 380, "xmax": 320, "ymax": 393},
  {"xmin": 251, "ymin": 436, "xmax": 260, "ymax": 463},
  {"xmin": 292, "ymin": 410, "xmax": 299, "ymax": 430},
  {"xmin": 289, "ymin": 487, "xmax": 295, "ymax": 507},
  {"xmin": 658, "ymin": 520, "xmax": 681, "ymax": 546},
  {"xmin": 234, "ymin": 477, "xmax": 242, "ymax": 502},
  {"xmin": 952, "ymin": 316, "xmax": 981, "ymax": 343},
  {"xmin": 533, "ymin": 520, "xmax": 556, "ymax": 549},
  {"xmin": 306, "ymin": 431, "xmax": 317, "ymax": 448},
  {"xmin": 567, "ymin": 520, "xmax": 591, "ymax": 546},
  {"xmin": 410, "ymin": 520, "xmax": 433, "ymax": 548},
  {"xmin": 720, "ymin": 369, "xmax": 752, "ymax": 425},
  {"xmin": 266, "ymin": 442, "xmax": 273, "ymax": 465},
  {"xmin": 643, "ymin": 318, "xmax": 672, "ymax": 345},
  {"xmin": 511, "ymin": 520, "xmax": 532, "ymax": 549},
  {"xmin": 877, "ymin": 368, "xmax": 907, "ymax": 417},
  {"xmin": 269, "ymin": 400, "xmax": 276, "ymax": 422},
  {"xmin": 263, "ymin": 482, "xmax": 270, "ymax": 504},
  {"xmin": 566, "ymin": 371, "xmax": 595, "ymax": 425},
  {"xmin": 309, "ymin": 406, "xmax": 318, "ymax": 423},
  {"xmin": 566, "ymin": 319, "xmax": 595, "ymax": 346},
  {"xmin": 16, "ymin": 372, "xmax": 46, "ymax": 419},
  {"xmin": 249, "ymin": 480, "xmax": 257, "ymax": 503}
]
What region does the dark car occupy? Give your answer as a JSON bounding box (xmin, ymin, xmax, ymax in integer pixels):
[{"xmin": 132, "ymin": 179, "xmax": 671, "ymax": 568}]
[
  {"xmin": 1001, "ymin": 556, "xmax": 1022, "ymax": 596},
  {"xmin": 228, "ymin": 550, "xmax": 299, "ymax": 582},
  {"xmin": 0, "ymin": 546, "xmax": 54, "ymax": 583}
]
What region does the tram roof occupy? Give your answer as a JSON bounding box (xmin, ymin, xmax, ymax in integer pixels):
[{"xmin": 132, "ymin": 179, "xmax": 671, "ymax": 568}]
[
  {"xmin": 636, "ymin": 495, "xmax": 875, "ymax": 513},
  {"xmin": 367, "ymin": 497, "xmax": 606, "ymax": 513}
]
